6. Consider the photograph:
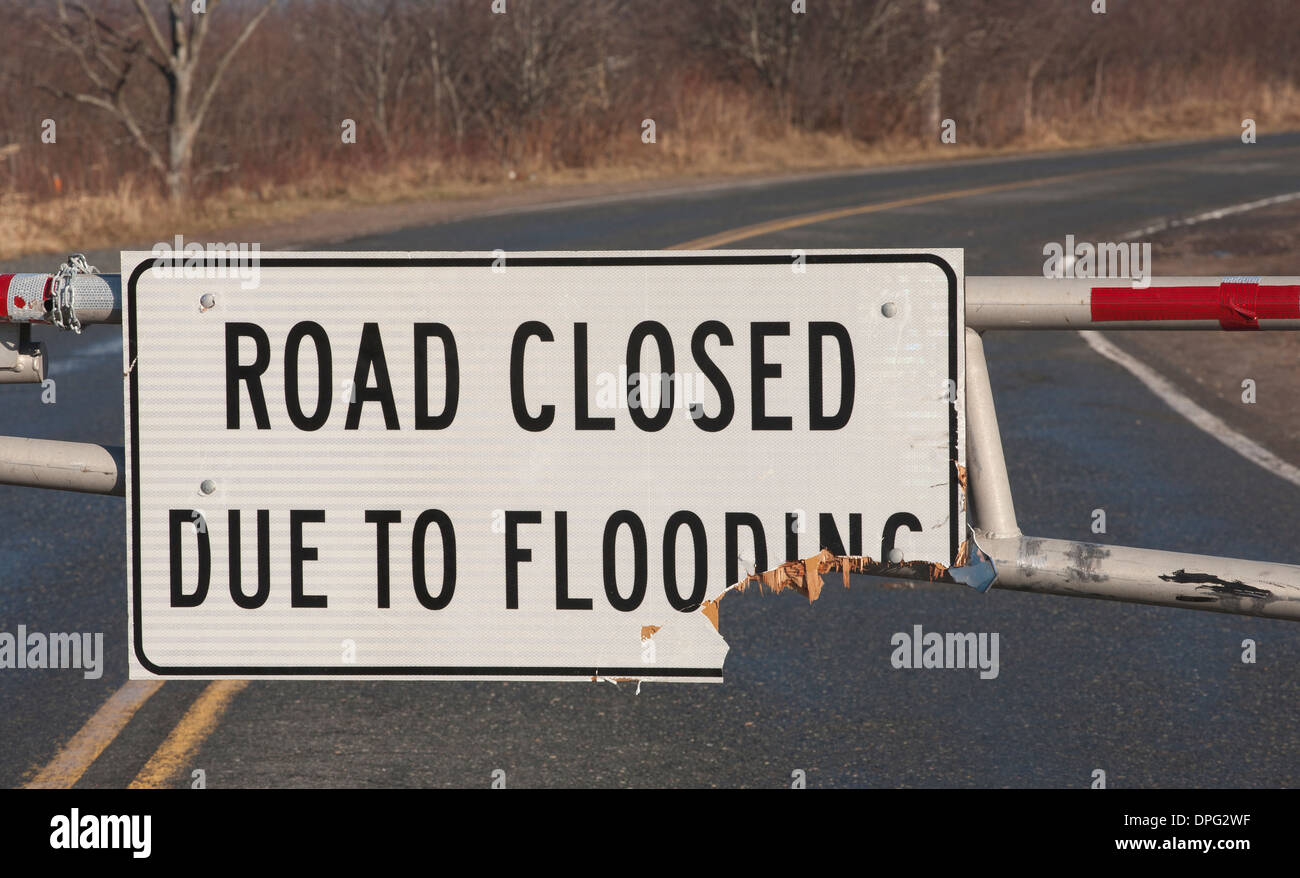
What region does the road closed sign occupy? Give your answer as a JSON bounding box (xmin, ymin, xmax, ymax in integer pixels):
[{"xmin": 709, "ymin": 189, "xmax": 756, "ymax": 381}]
[{"xmin": 123, "ymin": 250, "xmax": 964, "ymax": 681}]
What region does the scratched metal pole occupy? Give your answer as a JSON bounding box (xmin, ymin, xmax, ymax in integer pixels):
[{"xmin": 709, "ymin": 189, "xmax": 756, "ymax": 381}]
[
  {"xmin": 978, "ymin": 533, "xmax": 1300, "ymax": 620},
  {"xmin": 966, "ymin": 276, "xmax": 1300, "ymax": 330},
  {"xmin": 0, "ymin": 266, "xmax": 123, "ymax": 494},
  {"xmin": 0, "ymin": 436, "xmax": 124, "ymax": 497},
  {"xmin": 962, "ymin": 325, "xmax": 1300, "ymax": 620},
  {"xmin": 3, "ymin": 266, "xmax": 1300, "ymax": 618}
]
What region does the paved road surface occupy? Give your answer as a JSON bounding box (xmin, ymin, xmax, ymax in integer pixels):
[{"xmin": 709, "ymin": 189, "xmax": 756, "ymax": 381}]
[{"xmin": 4, "ymin": 134, "xmax": 1300, "ymax": 787}]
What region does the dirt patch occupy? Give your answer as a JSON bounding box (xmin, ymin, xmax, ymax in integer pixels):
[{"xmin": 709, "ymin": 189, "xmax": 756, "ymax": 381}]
[{"xmin": 1104, "ymin": 200, "xmax": 1300, "ymax": 465}]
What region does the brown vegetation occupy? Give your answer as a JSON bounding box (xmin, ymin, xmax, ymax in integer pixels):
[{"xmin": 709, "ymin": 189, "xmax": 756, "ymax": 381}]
[{"xmin": 1, "ymin": 0, "xmax": 1297, "ymax": 257}]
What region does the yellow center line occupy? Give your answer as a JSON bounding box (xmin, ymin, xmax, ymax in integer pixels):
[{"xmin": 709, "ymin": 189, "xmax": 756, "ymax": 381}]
[
  {"xmin": 667, "ymin": 144, "xmax": 1300, "ymax": 249},
  {"xmin": 669, "ymin": 170, "xmax": 1117, "ymax": 250},
  {"xmin": 24, "ymin": 139, "xmax": 1299, "ymax": 791},
  {"xmin": 25, "ymin": 680, "xmax": 164, "ymax": 788},
  {"xmin": 128, "ymin": 680, "xmax": 249, "ymax": 789},
  {"xmin": 95, "ymin": 158, "xmax": 1127, "ymax": 792}
]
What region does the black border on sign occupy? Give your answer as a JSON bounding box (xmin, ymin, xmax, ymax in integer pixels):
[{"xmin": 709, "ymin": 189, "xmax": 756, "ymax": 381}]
[{"xmin": 127, "ymin": 253, "xmax": 961, "ymax": 678}]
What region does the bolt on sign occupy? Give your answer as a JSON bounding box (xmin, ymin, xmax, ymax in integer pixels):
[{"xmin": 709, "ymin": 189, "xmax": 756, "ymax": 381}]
[{"xmin": 123, "ymin": 250, "xmax": 965, "ymax": 681}]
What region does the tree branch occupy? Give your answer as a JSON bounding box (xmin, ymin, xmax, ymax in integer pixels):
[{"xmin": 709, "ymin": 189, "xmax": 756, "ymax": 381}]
[
  {"xmin": 131, "ymin": 0, "xmax": 172, "ymax": 68},
  {"xmin": 192, "ymin": 0, "xmax": 275, "ymax": 131}
]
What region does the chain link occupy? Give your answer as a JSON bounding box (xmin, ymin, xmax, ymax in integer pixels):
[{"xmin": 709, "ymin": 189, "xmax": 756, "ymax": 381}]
[{"xmin": 50, "ymin": 253, "xmax": 99, "ymax": 334}]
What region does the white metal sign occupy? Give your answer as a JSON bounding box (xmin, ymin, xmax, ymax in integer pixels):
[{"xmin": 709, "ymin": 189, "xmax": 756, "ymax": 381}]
[{"xmin": 124, "ymin": 250, "xmax": 964, "ymax": 681}]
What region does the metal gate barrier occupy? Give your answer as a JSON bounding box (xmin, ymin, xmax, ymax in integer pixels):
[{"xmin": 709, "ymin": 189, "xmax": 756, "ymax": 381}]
[{"xmin": 4, "ymin": 259, "xmax": 1300, "ymax": 620}]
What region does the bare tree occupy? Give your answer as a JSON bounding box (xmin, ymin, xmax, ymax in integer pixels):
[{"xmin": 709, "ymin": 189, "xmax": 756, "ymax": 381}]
[
  {"xmin": 810, "ymin": 0, "xmax": 903, "ymax": 135},
  {"xmin": 462, "ymin": 0, "xmax": 616, "ymax": 166},
  {"xmin": 920, "ymin": 0, "xmax": 942, "ymax": 139},
  {"xmin": 314, "ymin": 0, "xmax": 420, "ymax": 155},
  {"xmin": 1000, "ymin": 0, "xmax": 1083, "ymax": 134},
  {"xmin": 3, "ymin": 0, "xmax": 1296, "ymax": 216},
  {"xmin": 696, "ymin": 0, "xmax": 806, "ymax": 124},
  {"xmin": 36, "ymin": 0, "xmax": 275, "ymax": 201},
  {"xmin": 424, "ymin": 2, "xmax": 472, "ymax": 152},
  {"xmin": 695, "ymin": 0, "xmax": 901, "ymax": 129}
]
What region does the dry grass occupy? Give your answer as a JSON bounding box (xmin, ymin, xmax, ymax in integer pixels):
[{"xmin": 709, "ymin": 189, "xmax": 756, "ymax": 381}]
[{"xmin": 4, "ymin": 80, "xmax": 1300, "ymax": 260}]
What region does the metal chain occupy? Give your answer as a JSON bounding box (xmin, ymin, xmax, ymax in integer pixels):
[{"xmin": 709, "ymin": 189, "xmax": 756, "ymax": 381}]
[{"xmin": 50, "ymin": 253, "xmax": 98, "ymax": 334}]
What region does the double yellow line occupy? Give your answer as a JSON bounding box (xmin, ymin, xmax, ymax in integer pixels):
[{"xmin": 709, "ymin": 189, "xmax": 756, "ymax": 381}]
[
  {"xmin": 669, "ymin": 171, "xmax": 1095, "ymax": 250},
  {"xmin": 26, "ymin": 680, "xmax": 246, "ymax": 789},
  {"xmin": 26, "ymin": 143, "xmax": 1265, "ymax": 789}
]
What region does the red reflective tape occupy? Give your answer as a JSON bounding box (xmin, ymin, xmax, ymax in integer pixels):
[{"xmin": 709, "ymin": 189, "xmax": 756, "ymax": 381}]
[
  {"xmin": 1219, "ymin": 281, "xmax": 1256, "ymax": 330},
  {"xmin": 1091, "ymin": 286, "xmax": 1222, "ymax": 322},
  {"xmin": 1091, "ymin": 282, "xmax": 1300, "ymax": 330},
  {"xmin": 0, "ymin": 274, "xmax": 10, "ymax": 318}
]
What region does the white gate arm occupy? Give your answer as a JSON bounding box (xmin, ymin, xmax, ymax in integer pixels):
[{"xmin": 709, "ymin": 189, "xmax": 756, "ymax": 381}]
[{"xmin": 3, "ymin": 265, "xmax": 1300, "ymax": 621}]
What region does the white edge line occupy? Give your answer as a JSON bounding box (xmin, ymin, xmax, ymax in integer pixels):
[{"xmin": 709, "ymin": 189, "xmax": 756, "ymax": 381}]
[
  {"xmin": 1119, "ymin": 191, "xmax": 1300, "ymax": 240},
  {"xmin": 1102, "ymin": 187, "xmax": 1300, "ymax": 488}
]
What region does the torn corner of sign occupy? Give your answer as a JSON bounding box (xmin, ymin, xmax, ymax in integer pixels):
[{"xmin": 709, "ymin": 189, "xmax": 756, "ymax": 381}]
[{"xmin": 692, "ymin": 537, "xmax": 995, "ymax": 637}]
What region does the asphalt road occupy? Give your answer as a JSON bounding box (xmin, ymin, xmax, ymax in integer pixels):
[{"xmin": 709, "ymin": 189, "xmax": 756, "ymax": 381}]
[{"xmin": 4, "ymin": 134, "xmax": 1300, "ymax": 788}]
